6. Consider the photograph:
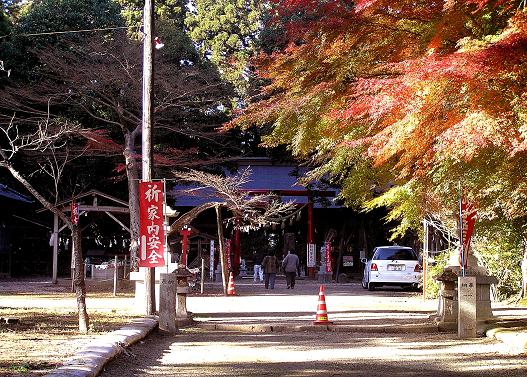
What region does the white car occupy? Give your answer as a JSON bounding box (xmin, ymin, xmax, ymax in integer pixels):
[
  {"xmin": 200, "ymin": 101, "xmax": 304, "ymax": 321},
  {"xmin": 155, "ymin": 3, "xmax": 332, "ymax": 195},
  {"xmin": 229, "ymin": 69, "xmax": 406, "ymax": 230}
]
[{"xmin": 361, "ymin": 246, "xmax": 421, "ymax": 291}]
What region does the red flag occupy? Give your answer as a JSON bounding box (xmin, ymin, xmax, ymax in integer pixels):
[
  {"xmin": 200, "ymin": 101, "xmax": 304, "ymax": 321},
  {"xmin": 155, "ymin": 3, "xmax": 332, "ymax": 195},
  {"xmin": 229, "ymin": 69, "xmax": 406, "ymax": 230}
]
[
  {"xmin": 139, "ymin": 181, "xmax": 165, "ymax": 268},
  {"xmin": 460, "ymin": 198, "xmax": 476, "ymax": 269}
]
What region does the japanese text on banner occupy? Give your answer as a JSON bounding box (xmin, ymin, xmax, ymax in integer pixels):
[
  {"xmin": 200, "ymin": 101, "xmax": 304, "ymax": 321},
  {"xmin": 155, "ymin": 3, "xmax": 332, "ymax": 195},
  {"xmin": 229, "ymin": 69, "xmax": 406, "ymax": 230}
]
[
  {"xmin": 139, "ymin": 181, "xmax": 165, "ymax": 267},
  {"xmin": 325, "ymin": 243, "xmax": 332, "ymax": 273}
]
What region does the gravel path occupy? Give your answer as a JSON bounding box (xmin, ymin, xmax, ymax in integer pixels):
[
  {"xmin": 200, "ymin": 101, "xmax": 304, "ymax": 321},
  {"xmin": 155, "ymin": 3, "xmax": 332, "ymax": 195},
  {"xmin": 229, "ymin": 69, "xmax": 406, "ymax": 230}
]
[
  {"xmin": 100, "ymin": 328, "xmax": 527, "ymax": 376},
  {"xmin": 97, "ymin": 278, "xmax": 527, "ymax": 377}
]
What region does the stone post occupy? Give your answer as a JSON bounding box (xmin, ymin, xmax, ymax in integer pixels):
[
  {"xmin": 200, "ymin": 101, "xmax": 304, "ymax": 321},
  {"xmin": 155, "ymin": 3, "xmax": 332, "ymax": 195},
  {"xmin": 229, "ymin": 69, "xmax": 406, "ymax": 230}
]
[
  {"xmin": 159, "ymin": 273, "xmax": 177, "ymax": 333},
  {"xmin": 458, "ymin": 276, "xmax": 477, "ymax": 338},
  {"xmin": 522, "ymin": 251, "xmax": 527, "ymax": 299}
]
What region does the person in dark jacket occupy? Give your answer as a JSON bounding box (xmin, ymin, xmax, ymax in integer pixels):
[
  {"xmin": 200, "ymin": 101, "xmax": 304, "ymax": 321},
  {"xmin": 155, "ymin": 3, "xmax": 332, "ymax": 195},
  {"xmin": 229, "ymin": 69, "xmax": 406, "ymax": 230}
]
[
  {"xmin": 282, "ymin": 250, "xmax": 300, "ymax": 289},
  {"xmin": 261, "ymin": 252, "xmax": 279, "ymax": 289}
]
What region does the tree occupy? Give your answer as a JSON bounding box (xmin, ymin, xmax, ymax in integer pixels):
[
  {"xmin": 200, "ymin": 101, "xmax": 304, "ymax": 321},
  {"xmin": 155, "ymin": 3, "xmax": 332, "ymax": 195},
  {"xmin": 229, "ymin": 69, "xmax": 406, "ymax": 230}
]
[
  {"xmin": 228, "ymin": 1, "xmax": 527, "ymax": 297},
  {"xmin": 231, "ymin": 1, "xmax": 526, "ymax": 225},
  {"xmin": 0, "ymin": 9, "xmax": 9, "ymax": 37},
  {"xmin": 1, "ymin": 0, "xmax": 237, "ymax": 270},
  {"xmin": 169, "ymin": 168, "xmax": 295, "ymax": 294},
  {"xmin": 1, "ymin": 0, "xmax": 124, "ymax": 83},
  {"xmin": 0, "ymin": 116, "xmax": 91, "ymax": 332},
  {"xmin": 185, "ymin": 0, "xmax": 265, "ymax": 95},
  {"xmin": 117, "ymin": 0, "xmax": 186, "ymax": 29}
]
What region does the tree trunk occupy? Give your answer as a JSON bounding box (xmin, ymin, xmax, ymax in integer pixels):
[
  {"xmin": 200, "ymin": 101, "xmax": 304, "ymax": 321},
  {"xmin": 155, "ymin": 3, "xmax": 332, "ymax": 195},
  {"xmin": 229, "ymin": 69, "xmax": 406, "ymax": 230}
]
[
  {"xmin": 215, "ymin": 205, "xmax": 228, "ymax": 294},
  {"xmin": 1, "ymin": 162, "xmax": 90, "ymax": 332},
  {"xmin": 124, "ymin": 130, "xmax": 140, "ymax": 271},
  {"xmin": 71, "ymin": 225, "xmax": 89, "ymax": 333}
]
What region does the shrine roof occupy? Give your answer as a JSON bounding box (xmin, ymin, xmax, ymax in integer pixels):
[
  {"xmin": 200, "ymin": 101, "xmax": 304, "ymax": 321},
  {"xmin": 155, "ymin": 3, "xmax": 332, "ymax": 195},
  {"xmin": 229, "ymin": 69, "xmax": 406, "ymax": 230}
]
[
  {"xmin": 171, "ymin": 159, "xmax": 340, "ymax": 208},
  {"xmin": 0, "ymin": 184, "xmax": 33, "ymax": 203}
]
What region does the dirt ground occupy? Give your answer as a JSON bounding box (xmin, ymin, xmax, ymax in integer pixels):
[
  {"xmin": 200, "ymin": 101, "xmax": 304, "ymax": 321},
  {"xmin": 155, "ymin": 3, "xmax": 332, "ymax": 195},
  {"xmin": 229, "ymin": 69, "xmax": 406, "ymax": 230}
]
[
  {"xmin": 100, "ymin": 328, "xmax": 527, "ymax": 377},
  {"xmin": 0, "ymin": 278, "xmax": 140, "ymax": 377}
]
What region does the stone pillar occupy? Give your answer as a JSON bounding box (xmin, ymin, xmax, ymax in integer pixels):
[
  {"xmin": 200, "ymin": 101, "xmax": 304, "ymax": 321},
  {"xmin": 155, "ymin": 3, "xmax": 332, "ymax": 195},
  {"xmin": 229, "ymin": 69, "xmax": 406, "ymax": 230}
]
[
  {"xmin": 458, "ymin": 276, "xmax": 477, "ymax": 338},
  {"xmin": 522, "ymin": 251, "xmax": 527, "ymax": 298},
  {"xmin": 159, "ymin": 273, "xmax": 177, "ymax": 333}
]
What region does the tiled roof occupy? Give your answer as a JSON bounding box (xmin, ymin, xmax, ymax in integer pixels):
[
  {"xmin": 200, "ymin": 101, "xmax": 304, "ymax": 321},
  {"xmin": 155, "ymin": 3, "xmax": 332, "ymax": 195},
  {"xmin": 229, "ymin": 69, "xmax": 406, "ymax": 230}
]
[
  {"xmin": 0, "ymin": 184, "xmax": 33, "ymax": 203},
  {"xmin": 172, "ymin": 163, "xmax": 340, "ymax": 208}
]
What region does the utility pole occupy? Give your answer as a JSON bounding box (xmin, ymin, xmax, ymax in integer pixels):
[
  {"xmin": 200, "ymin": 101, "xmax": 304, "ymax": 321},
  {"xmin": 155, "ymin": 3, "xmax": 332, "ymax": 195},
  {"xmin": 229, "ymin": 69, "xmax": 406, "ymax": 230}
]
[{"xmin": 142, "ymin": 0, "xmax": 156, "ymax": 315}]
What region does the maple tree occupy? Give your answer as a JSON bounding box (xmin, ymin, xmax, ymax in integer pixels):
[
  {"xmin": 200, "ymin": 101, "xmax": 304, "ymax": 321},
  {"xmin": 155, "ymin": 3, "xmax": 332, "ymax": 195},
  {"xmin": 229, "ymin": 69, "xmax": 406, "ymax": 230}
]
[{"xmin": 231, "ymin": 0, "xmax": 527, "ymax": 256}]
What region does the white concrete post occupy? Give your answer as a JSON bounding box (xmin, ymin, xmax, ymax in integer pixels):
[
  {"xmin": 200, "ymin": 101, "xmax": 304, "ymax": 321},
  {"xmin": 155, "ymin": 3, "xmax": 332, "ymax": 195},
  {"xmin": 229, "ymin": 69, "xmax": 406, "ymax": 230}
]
[{"xmin": 52, "ymin": 213, "xmax": 58, "ymax": 284}]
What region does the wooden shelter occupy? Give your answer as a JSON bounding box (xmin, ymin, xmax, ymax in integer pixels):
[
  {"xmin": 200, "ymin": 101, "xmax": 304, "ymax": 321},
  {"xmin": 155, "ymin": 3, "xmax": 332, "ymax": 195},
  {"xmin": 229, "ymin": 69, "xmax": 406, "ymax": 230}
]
[{"xmin": 43, "ymin": 190, "xmax": 130, "ymax": 283}]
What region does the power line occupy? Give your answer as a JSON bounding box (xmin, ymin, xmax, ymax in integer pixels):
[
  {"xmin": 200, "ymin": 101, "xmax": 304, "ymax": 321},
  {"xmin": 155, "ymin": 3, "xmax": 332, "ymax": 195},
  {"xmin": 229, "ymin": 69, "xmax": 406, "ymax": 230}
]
[{"xmin": 0, "ymin": 25, "xmax": 133, "ymax": 40}]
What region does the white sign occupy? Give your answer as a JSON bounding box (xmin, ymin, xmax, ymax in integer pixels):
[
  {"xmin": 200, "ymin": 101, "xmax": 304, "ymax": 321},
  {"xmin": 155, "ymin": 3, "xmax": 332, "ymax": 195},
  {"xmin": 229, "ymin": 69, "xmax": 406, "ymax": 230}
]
[
  {"xmin": 307, "ymin": 243, "xmax": 316, "ymax": 267},
  {"xmin": 343, "ymin": 255, "xmax": 353, "ymax": 267},
  {"xmin": 210, "ymin": 240, "xmax": 215, "ymax": 280}
]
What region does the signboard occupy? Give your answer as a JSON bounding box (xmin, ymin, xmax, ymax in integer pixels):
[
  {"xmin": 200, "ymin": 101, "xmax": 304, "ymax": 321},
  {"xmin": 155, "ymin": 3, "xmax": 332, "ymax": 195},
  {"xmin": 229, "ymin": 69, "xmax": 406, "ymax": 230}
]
[
  {"xmin": 210, "ymin": 240, "xmax": 215, "ymax": 280},
  {"xmin": 343, "ymin": 255, "xmax": 353, "ymax": 267},
  {"xmin": 139, "ymin": 181, "xmax": 165, "ymax": 268},
  {"xmin": 307, "ymin": 243, "xmax": 316, "ymax": 268},
  {"xmin": 325, "ymin": 242, "xmax": 332, "ymax": 273}
]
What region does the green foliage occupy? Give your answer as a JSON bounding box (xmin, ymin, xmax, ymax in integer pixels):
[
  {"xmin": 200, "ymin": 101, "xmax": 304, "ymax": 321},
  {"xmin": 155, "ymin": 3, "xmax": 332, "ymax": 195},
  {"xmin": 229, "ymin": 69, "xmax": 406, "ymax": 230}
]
[
  {"xmin": 117, "ymin": 0, "xmax": 185, "ymax": 29},
  {"xmin": 3, "ymin": 0, "xmax": 124, "ymax": 82},
  {"xmin": 1, "ymin": 0, "xmax": 24, "ymax": 20},
  {"xmin": 0, "ymin": 8, "xmax": 10, "ymax": 36},
  {"xmin": 425, "ymin": 249, "xmax": 451, "ymax": 299},
  {"xmin": 185, "ymin": 0, "xmax": 264, "ymax": 94},
  {"xmin": 156, "ymin": 19, "xmax": 201, "ymax": 64},
  {"xmin": 363, "ymin": 181, "xmax": 425, "ymax": 241},
  {"xmin": 473, "ymin": 220, "xmax": 525, "ymax": 300},
  {"xmin": 16, "ymin": 0, "xmax": 123, "ymax": 35}
]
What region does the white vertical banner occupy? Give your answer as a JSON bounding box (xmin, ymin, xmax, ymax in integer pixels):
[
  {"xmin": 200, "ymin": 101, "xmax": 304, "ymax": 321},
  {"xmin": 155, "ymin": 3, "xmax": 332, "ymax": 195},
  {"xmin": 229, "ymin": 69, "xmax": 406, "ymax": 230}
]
[
  {"xmin": 210, "ymin": 240, "xmax": 215, "ymax": 280},
  {"xmin": 307, "ymin": 243, "xmax": 316, "ymax": 267}
]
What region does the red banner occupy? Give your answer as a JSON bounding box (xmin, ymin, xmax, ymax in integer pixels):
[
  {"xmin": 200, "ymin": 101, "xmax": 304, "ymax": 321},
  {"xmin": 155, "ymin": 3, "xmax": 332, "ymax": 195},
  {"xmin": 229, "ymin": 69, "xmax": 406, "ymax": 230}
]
[
  {"xmin": 71, "ymin": 201, "xmax": 79, "ymax": 225},
  {"xmin": 139, "ymin": 181, "xmax": 165, "ymax": 268},
  {"xmin": 460, "ymin": 198, "xmax": 476, "ymax": 269}
]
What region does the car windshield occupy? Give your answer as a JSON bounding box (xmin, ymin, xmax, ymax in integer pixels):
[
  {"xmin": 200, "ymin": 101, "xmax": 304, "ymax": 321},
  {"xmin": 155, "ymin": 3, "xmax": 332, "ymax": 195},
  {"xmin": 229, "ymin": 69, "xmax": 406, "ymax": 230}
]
[{"xmin": 373, "ymin": 248, "xmax": 417, "ymax": 261}]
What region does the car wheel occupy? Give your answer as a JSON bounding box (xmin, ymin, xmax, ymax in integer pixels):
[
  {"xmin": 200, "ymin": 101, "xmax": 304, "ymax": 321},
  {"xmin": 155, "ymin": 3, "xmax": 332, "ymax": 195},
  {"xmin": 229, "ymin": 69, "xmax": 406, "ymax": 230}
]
[{"xmin": 368, "ymin": 282, "xmax": 375, "ymax": 291}]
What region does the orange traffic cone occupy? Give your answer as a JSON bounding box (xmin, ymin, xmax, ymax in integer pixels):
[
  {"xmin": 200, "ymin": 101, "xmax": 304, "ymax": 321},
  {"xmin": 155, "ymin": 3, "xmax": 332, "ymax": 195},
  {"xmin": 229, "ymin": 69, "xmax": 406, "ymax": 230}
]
[
  {"xmin": 227, "ymin": 272, "xmax": 237, "ymax": 295},
  {"xmin": 313, "ymin": 285, "xmax": 332, "ymax": 324}
]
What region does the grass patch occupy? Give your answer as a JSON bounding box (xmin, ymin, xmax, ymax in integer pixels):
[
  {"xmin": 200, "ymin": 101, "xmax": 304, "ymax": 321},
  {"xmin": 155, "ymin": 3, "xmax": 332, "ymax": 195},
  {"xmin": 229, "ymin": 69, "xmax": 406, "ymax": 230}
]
[{"xmin": 0, "ymin": 279, "xmax": 140, "ymax": 376}]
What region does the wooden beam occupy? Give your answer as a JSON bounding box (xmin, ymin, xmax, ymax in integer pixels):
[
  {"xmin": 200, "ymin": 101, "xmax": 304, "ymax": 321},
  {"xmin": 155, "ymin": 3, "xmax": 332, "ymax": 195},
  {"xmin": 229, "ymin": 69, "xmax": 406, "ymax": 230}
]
[
  {"xmin": 104, "ymin": 211, "xmax": 131, "ymax": 232},
  {"xmin": 78, "ymin": 205, "xmax": 129, "ymax": 213}
]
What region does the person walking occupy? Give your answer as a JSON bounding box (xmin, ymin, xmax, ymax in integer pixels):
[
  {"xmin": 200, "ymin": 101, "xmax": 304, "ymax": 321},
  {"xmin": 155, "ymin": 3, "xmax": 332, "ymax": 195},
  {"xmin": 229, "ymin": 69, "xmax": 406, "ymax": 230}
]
[
  {"xmin": 261, "ymin": 252, "xmax": 279, "ymax": 289},
  {"xmin": 252, "ymin": 249, "xmax": 264, "ymax": 283},
  {"xmin": 282, "ymin": 250, "xmax": 300, "ymax": 289}
]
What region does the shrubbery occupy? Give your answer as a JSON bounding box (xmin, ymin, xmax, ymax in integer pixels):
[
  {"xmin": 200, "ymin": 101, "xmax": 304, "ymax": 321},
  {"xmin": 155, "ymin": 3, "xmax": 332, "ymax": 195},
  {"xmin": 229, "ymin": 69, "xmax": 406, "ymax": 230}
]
[
  {"xmin": 423, "ymin": 238, "xmax": 524, "ymax": 301},
  {"xmin": 424, "ymin": 249, "xmax": 451, "ymax": 299},
  {"xmin": 474, "ymin": 236, "xmax": 524, "ymax": 301}
]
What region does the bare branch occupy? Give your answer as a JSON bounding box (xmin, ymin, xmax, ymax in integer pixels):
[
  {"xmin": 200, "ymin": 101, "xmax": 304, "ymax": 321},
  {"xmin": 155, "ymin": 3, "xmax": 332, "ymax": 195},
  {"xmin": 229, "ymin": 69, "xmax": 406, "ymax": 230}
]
[{"xmin": 172, "ymin": 168, "xmax": 297, "ymax": 232}]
